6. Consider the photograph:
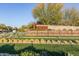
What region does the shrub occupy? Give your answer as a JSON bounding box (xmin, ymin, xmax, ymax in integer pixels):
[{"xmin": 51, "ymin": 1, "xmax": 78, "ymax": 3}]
[{"xmin": 20, "ymin": 51, "xmax": 40, "ymax": 56}]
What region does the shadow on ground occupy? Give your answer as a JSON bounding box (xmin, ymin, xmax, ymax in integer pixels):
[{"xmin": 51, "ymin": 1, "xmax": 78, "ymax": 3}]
[
  {"xmin": 0, "ymin": 44, "xmax": 16, "ymax": 54},
  {"xmin": 17, "ymin": 45, "xmax": 66, "ymax": 56},
  {"xmin": 0, "ymin": 44, "xmax": 66, "ymax": 56}
]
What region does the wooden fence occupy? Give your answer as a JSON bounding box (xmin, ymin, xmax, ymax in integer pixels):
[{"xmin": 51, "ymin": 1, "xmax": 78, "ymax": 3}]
[{"xmin": 25, "ymin": 30, "xmax": 79, "ymax": 36}]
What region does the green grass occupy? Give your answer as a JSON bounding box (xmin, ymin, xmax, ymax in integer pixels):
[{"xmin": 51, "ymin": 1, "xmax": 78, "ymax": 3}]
[
  {"xmin": 0, "ymin": 44, "xmax": 79, "ymax": 56},
  {"xmin": 15, "ymin": 44, "xmax": 79, "ymax": 56},
  {"xmin": 14, "ymin": 44, "xmax": 79, "ymax": 56},
  {"xmin": 13, "ymin": 36, "xmax": 79, "ymax": 40}
]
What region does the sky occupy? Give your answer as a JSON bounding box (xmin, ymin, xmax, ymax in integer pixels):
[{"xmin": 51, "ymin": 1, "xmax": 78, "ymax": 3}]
[{"xmin": 0, "ymin": 3, "xmax": 79, "ymax": 27}]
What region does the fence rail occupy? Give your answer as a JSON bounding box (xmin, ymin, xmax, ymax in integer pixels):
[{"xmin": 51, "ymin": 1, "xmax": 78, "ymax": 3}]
[
  {"xmin": 0, "ymin": 30, "xmax": 79, "ymax": 38},
  {"xmin": 25, "ymin": 30, "xmax": 79, "ymax": 36}
]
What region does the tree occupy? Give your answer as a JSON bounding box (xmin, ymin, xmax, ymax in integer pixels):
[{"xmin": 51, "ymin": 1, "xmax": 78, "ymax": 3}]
[
  {"xmin": 26, "ymin": 23, "xmax": 36, "ymax": 30},
  {"xmin": 0, "ymin": 24, "xmax": 13, "ymax": 32},
  {"xmin": 0, "ymin": 24, "xmax": 7, "ymax": 29},
  {"xmin": 63, "ymin": 8, "xmax": 79, "ymax": 26},
  {"xmin": 18, "ymin": 24, "xmax": 35, "ymax": 32},
  {"xmin": 7, "ymin": 26, "xmax": 13, "ymax": 31},
  {"xmin": 18, "ymin": 25, "xmax": 27, "ymax": 32},
  {"xmin": 32, "ymin": 3, "xmax": 63, "ymax": 25}
]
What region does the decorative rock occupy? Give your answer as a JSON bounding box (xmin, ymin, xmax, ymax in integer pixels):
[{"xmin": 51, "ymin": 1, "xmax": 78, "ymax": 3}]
[
  {"xmin": 63, "ymin": 40, "xmax": 69, "ymax": 45},
  {"xmin": 47, "ymin": 40, "xmax": 52, "ymax": 44},
  {"xmin": 52, "ymin": 40, "xmax": 58, "ymax": 44},
  {"xmin": 40, "ymin": 39, "xmax": 46, "ymax": 44},
  {"xmin": 34, "ymin": 39, "xmax": 40, "ymax": 44}
]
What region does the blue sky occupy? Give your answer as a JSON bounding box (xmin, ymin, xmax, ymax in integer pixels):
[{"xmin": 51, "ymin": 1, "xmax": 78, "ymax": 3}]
[{"xmin": 0, "ymin": 3, "xmax": 79, "ymax": 27}]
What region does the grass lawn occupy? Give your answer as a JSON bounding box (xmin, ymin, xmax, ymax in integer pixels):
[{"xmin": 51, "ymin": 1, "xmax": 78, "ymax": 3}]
[
  {"xmin": 13, "ymin": 36, "xmax": 79, "ymax": 41},
  {"xmin": 0, "ymin": 44, "xmax": 79, "ymax": 56}
]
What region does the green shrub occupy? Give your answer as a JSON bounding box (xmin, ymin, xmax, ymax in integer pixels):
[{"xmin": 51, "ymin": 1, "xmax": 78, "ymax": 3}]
[{"xmin": 20, "ymin": 51, "xmax": 40, "ymax": 56}]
